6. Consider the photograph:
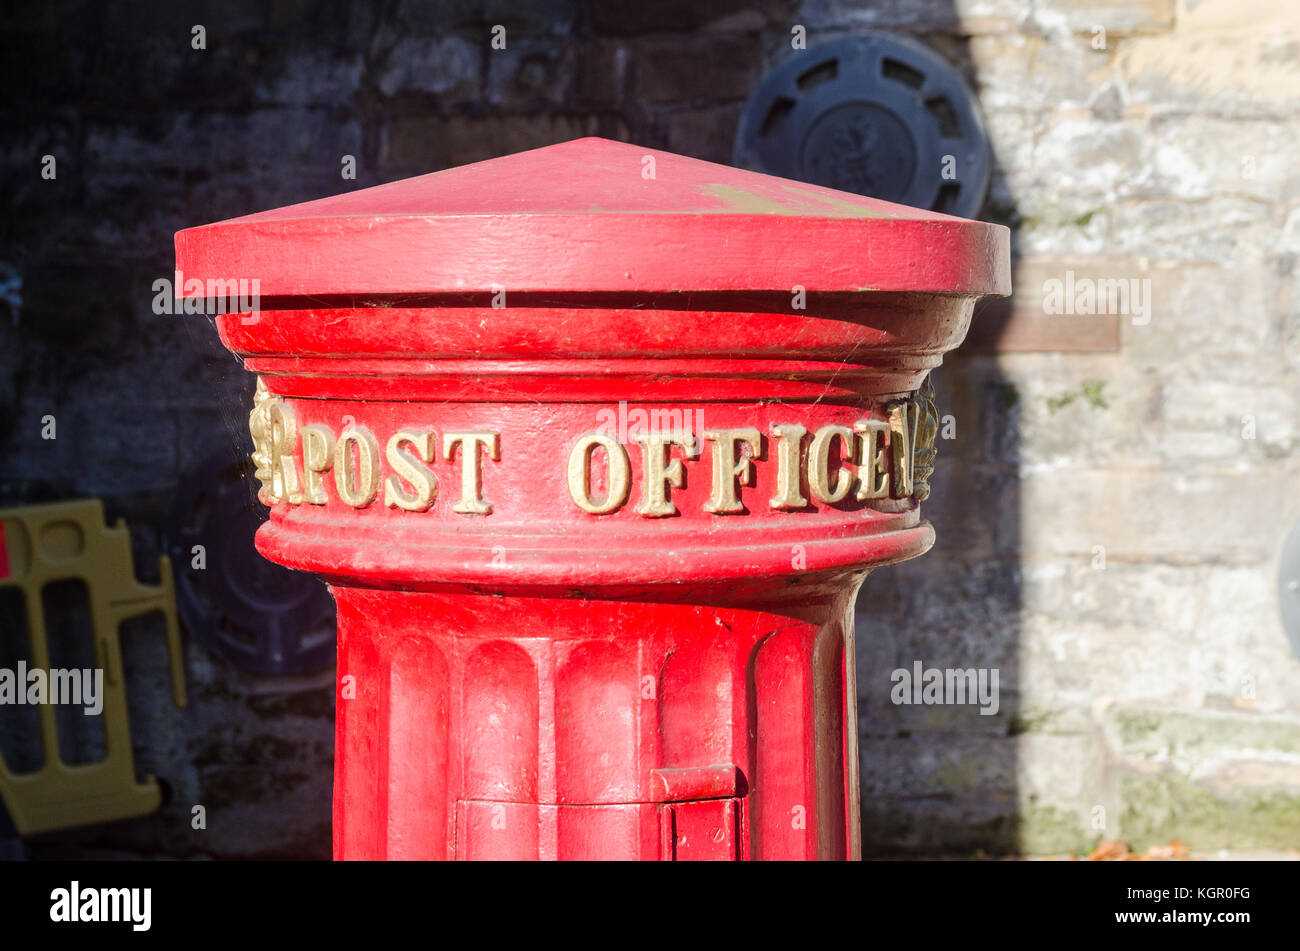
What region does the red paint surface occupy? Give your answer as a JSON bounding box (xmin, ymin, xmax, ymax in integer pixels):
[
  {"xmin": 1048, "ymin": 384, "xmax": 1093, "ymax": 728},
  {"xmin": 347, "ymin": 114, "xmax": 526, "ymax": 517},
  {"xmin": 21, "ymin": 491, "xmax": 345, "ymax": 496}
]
[
  {"xmin": 175, "ymin": 137, "xmax": 1009, "ymax": 297},
  {"xmin": 177, "ymin": 137, "xmax": 1010, "ymax": 860}
]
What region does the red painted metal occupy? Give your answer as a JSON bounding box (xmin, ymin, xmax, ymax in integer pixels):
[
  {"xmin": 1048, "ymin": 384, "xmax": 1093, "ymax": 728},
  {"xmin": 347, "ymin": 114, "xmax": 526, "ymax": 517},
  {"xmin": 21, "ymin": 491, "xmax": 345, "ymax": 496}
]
[{"xmin": 176, "ymin": 137, "xmax": 1010, "ymax": 861}]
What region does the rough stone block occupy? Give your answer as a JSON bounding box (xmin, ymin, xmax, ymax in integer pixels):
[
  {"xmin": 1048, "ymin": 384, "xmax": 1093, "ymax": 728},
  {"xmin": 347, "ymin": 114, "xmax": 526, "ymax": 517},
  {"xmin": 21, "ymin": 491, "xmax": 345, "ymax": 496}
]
[
  {"xmin": 382, "ymin": 114, "xmax": 625, "ymax": 173},
  {"xmin": 1015, "ymin": 467, "xmax": 1299, "ymax": 563},
  {"xmin": 662, "ymin": 103, "xmax": 745, "ymax": 163},
  {"xmin": 632, "ymin": 34, "xmax": 762, "ymax": 105},
  {"xmin": 592, "ymin": 0, "xmax": 790, "ymax": 36},
  {"xmin": 377, "ymin": 35, "xmax": 480, "ymax": 99},
  {"xmin": 1117, "ymin": 6, "xmax": 1300, "ymax": 119},
  {"xmin": 575, "ymin": 38, "xmax": 628, "ymax": 107}
]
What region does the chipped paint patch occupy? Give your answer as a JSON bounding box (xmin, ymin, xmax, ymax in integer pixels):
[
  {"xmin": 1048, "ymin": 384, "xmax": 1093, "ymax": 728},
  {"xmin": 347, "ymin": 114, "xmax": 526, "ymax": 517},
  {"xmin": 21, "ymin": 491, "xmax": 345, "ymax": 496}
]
[{"xmin": 699, "ymin": 182, "xmax": 906, "ymax": 218}]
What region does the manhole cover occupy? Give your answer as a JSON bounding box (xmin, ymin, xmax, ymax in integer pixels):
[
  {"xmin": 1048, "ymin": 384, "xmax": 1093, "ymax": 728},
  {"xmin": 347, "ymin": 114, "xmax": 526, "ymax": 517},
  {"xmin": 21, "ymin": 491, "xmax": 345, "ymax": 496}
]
[
  {"xmin": 735, "ymin": 34, "xmax": 992, "ymax": 219},
  {"xmin": 167, "ymin": 448, "xmax": 336, "ymax": 676}
]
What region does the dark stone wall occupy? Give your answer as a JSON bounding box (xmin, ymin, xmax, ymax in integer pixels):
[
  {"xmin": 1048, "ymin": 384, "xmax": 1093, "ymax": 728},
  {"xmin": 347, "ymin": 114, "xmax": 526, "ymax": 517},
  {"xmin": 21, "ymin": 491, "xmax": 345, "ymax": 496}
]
[{"xmin": 0, "ymin": 0, "xmax": 802, "ymax": 859}]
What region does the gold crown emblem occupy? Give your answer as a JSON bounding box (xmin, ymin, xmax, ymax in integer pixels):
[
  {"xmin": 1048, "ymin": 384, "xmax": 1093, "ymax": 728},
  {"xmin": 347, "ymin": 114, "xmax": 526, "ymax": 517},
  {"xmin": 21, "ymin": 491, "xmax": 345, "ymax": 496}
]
[
  {"xmin": 248, "ymin": 377, "xmax": 277, "ymax": 504},
  {"xmin": 910, "ymin": 375, "xmax": 940, "ymax": 502}
]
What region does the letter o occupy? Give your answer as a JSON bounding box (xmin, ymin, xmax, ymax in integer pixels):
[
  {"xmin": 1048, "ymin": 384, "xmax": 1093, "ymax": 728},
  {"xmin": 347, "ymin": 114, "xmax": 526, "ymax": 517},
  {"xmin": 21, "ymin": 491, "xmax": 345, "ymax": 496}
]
[
  {"xmin": 568, "ymin": 433, "xmax": 631, "ymax": 514},
  {"xmin": 333, "ymin": 426, "xmax": 381, "ymax": 507}
]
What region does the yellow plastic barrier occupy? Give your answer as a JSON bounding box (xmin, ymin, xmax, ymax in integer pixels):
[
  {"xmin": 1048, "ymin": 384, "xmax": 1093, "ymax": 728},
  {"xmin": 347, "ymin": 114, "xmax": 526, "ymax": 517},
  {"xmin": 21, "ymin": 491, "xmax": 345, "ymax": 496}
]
[{"xmin": 0, "ymin": 499, "xmax": 186, "ymax": 835}]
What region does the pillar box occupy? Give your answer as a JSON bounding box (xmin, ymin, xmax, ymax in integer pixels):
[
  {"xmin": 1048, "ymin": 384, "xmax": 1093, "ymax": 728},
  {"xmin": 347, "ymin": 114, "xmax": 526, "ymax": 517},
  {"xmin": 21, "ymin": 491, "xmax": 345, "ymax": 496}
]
[{"xmin": 175, "ymin": 137, "xmax": 1010, "ymax": 860}]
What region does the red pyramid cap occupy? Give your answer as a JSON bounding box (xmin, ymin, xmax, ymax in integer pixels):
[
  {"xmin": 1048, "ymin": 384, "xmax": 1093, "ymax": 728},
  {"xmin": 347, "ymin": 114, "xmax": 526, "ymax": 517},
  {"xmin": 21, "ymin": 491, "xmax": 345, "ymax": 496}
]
[{"xmin": 175, "ymin": 137, "xmax": 1009, "ymax": 297}]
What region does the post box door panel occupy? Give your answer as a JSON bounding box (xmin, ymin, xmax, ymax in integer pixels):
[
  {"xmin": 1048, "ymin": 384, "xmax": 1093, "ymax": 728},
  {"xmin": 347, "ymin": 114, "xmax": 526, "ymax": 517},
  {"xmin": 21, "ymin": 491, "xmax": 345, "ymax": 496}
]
[{"xmin": 659, "ymin": 798, "xmax": 744, "ymax": 861}]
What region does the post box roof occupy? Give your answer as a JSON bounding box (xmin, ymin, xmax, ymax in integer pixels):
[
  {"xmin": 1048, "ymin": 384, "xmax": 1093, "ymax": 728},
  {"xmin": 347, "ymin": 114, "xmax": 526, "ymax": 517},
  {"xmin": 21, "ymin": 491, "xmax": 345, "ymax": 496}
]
[{"xmin": 175, "ymin": 137, "xmax": 1009, "ymax": 298}]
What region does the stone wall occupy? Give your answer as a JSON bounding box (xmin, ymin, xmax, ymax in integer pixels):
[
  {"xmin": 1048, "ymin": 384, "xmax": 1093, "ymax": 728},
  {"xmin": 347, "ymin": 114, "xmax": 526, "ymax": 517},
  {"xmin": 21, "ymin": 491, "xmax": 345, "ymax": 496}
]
[
  {"xmin": 0, "ymin": 0, "xmax": 1296, "ymax": 857},
  {"xmin": 853, "ymin": 0, "xmax": 1300, "ymax": 855}
]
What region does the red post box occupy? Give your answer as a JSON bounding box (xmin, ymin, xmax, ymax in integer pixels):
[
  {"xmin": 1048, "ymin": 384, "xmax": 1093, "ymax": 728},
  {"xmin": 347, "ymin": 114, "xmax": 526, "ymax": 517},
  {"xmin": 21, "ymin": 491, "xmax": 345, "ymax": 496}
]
[{"xmin": 176, "ymin": 138, "xmax": 1009, "ymax": 860}]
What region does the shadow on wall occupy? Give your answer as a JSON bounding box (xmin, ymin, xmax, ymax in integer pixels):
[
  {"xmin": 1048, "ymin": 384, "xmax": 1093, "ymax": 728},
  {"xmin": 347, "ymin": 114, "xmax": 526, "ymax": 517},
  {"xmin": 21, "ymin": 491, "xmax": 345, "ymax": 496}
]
[{"xmin": 847, "ymin": 30, "xmax": 1027, "ymax": 856}]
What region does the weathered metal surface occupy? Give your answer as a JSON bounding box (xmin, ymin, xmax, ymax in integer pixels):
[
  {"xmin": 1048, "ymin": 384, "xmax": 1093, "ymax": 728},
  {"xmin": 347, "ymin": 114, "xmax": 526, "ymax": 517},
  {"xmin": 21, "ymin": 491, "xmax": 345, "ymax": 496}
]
[{"xmin": 175, "ymin": 137, "xmax": 1010, "ymax": 860}]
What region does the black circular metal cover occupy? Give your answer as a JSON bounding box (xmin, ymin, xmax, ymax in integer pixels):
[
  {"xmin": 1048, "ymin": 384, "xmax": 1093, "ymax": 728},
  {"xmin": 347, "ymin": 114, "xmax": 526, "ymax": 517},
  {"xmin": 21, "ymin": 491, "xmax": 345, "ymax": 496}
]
[
  {"xmin": 735, "ymin": 34, "xmax": 992, "ymax": 220},
  {"xmin": 1280, "ymin": 517, "xmax": 1300, "ymax": 659},
  {"xmin": 167, "ymin": 449, "xmax": 336, "ymax": 677}
]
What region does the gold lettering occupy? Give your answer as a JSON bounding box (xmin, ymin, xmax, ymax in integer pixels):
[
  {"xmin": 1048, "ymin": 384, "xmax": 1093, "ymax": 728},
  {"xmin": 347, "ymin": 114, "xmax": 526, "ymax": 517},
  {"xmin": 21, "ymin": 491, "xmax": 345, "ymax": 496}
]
[
  {"xmin": 703, "ymin": 428, "xmax": 761, "ymax": 514},
  {"xmin": 887, "ymin": 403, "xmax": 915, "ymax": 498},
  {"xmin": 634, "ymin": 432, "xmax": 697, "ymax": 518},
  {"xmin": 250, "ymin": 407, "xmax": 942, "ymax": 517},
  {"xmin": 567, "ymin": 432, "xmax": 631, "ymax": 515},
  {"xmin": 268, "ymin": 402, "xmax": 302, "ymax": 504},
  {"xmin": 384, "ymin": 430, "xmax": 438, "ymax": 512},
  {"xmin": 808, "ymin": 424, "xmax": 854, "ymax": 504},
  {"xmin": 333, "ymin": 426, "xmax": 381, "ymax": 507},
  {"xmin": 300, "ymin": 425, "xmax": 336, "ymax": 505},
  {"xmin": 443, "ymin": 431, "xmax": 499, "ymax": 515},
  {"xmin": 854, "ymin": 420, "xmax": 890, "ymax": 500},
  {"xmin": 768, "ymin": 424, "xmax": 807, "ymax": 509}
]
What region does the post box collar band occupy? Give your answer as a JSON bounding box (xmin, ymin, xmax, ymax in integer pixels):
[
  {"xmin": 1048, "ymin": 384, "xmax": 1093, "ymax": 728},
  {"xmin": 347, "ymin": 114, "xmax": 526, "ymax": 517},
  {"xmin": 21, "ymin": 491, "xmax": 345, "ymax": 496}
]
[
  {"xmin": 175, "ymin": 137, "xmax": 1010, "ymax": 299},
  {"xmin": 256, "ymin": 511, "xmax": 934, "ymax": 599}
]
